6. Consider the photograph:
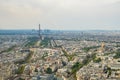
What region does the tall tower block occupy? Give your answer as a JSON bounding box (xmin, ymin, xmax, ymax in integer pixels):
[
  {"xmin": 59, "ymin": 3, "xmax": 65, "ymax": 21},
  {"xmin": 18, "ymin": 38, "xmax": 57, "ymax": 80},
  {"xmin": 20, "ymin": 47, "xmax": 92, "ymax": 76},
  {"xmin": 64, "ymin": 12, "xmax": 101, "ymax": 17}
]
[{"xmin": 39, "ymin": 24, "xmax": 42, "ymax": 40}]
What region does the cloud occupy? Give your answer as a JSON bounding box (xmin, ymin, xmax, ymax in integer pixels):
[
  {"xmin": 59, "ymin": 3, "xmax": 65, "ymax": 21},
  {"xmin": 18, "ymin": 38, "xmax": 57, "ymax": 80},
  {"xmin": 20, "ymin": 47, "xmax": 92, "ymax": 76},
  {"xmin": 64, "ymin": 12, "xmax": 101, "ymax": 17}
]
[{"xmin": 0, "ymin": 0, "xmax": 120, "ymax": 30}]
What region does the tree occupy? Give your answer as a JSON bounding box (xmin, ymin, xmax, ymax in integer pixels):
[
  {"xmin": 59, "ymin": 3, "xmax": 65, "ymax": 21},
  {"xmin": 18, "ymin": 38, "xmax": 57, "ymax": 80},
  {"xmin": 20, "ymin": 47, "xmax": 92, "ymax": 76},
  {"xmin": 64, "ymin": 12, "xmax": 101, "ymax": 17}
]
[
  {"xmin": 114, "ymin": 52, "xmax": 120, "ymax": 59},
  {"xmin": 93, "ymin": 58, "xmax": 101, "ymax": 63},
  {"xmin": 16, "ymin": 65, "xmax": 25, "ymax": 74},
  {"xmin": 71, "ymin": 62, "xmax": 82, "ymax": 74},
  {"xmin": 46, "ymin": 67, "xmax": 52, "ymax": 74},
  {"xmin": 35, "ymin": 68, "xmax": 38, "ymax": 72}
]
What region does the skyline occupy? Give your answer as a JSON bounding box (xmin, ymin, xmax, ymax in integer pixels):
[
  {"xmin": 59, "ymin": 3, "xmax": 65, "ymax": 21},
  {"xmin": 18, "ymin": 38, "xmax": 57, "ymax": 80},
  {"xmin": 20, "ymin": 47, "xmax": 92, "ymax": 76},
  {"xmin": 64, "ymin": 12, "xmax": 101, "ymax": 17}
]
[{"xmin": 0, "ymin": 0, "xmax": 120, "ymax": 30}]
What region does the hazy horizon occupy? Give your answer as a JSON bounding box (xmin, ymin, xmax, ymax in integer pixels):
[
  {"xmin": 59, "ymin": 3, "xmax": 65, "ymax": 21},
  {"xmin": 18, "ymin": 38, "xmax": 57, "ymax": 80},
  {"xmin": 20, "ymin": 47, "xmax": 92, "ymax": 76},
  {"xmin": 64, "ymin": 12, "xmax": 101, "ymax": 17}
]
[{"xmin": 0, "ymin": 0, "xmax": 120, "ymax": 30}]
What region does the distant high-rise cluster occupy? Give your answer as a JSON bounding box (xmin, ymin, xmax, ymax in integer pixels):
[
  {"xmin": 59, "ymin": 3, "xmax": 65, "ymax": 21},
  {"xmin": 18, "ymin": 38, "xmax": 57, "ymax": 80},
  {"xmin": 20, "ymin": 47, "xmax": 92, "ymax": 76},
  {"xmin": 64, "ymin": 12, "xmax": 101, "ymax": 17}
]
[{"xmin": 39, "ymin": 24, "xmax": 42, "ymax": 40}]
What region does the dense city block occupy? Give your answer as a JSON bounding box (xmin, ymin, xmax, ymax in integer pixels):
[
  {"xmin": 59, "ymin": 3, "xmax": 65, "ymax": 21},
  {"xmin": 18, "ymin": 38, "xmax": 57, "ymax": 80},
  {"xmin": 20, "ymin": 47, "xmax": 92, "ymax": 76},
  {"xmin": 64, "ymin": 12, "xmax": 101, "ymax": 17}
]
[{"xmin": 0, "ymin": 30, "xmax": 120, "ymax": 80}]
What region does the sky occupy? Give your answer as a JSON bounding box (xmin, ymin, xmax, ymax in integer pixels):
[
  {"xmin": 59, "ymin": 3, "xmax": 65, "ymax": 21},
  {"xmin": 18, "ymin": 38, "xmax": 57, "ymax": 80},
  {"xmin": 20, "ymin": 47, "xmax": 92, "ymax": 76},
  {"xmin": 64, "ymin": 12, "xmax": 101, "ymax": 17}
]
[{"xmin": 0, "ymin": 0, "xmax": 120, "ymax": 30}]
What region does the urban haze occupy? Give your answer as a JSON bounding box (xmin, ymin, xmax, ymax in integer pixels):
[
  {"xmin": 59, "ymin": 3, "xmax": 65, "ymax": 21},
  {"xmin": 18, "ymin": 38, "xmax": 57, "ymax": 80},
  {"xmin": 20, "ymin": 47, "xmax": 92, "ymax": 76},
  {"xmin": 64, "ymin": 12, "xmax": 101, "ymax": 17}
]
[{"xmin": 0, "ymin": 0, "xmax": 120, "ymax": 80}]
